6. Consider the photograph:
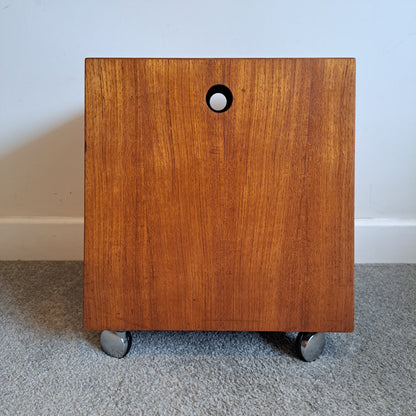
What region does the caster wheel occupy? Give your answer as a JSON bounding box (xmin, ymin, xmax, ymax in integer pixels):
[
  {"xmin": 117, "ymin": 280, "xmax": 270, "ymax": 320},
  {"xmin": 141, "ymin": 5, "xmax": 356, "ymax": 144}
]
[
  {"xmin": 296, "ymin": 332, "xmax": 326, "ymax": 362},
  {"xmin": 100, "ymin": 330, "xmax": 132, "ymax": 358}
]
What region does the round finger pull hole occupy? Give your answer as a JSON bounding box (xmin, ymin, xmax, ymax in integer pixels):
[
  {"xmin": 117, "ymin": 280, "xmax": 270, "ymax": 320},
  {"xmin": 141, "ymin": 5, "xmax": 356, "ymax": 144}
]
[{"xmin": 206, "ymin": 84, "xmax": 233, "ymax": 113}]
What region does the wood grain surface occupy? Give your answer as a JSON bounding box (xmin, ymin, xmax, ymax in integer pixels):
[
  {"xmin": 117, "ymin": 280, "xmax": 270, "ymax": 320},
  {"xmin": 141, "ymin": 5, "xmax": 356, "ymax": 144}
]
[{"xmin": 84, "ymin": 58, "xmax": 355, "ymax": 332}]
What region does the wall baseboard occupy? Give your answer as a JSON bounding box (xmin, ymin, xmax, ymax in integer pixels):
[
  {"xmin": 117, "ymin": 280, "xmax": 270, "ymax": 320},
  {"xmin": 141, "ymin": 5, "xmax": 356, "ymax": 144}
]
[
  {"xmin": 354, "ymin": 218, "xmax": 416, "ymax": 263},
  {"xmin": 0, "ymin": 217, "xmax": 415, "ymax": 262},
  {"xmin": 0, "ymin": 217, "xmax": 83, "ymax": 261}
]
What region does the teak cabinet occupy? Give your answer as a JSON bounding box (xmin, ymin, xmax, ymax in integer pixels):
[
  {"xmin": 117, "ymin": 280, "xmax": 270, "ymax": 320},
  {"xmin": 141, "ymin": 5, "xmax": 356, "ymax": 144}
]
[{"xmin": 84, "ymin": 58, "xmax": 355, "ymax": 360}]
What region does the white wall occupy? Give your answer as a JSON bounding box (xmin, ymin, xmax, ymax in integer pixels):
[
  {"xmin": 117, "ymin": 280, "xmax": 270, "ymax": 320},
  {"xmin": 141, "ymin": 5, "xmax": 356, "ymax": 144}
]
[{"xmin": 1, "ymin": 0, "xmax": 415, "ymax": 261}]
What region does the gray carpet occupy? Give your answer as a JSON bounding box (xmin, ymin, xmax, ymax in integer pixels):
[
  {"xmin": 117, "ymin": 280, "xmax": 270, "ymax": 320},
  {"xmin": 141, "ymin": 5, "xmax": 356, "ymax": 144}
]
[{"xmin": 0, "ymin": 263, "xmax": 415, "ymax": 415}]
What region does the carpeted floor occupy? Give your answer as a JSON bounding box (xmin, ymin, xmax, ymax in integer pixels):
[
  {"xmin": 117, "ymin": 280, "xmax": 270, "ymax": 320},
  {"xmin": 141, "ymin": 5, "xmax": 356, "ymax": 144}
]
[{"xmin": 0, "ymin": 262, "xmax": 415, "ymax": 415}]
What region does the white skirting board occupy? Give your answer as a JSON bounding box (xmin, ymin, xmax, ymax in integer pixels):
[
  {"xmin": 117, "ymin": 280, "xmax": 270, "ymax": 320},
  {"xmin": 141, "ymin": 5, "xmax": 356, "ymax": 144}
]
[
  {"xmin": 0, "ymin": 217, "xmax": 415, "ymax": 262},
  {"xmin": 0, "ymin": 217, "xmax": 84, "ymax": 261},
  {"xmin": 354, "ymin": 218, "xmax": 416, "ymax": 263}
]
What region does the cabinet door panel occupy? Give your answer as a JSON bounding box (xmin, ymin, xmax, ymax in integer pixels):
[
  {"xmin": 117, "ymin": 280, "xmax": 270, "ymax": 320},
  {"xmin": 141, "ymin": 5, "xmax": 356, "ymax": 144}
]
[{"xmin": 84, "ymin": 58, "xmax": 355, "ymax": 332}]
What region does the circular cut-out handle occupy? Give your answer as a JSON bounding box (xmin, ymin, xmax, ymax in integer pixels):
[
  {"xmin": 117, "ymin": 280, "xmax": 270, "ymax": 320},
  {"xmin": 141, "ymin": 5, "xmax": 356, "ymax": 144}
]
[{"xmin": 206, "ymin": 85, "xmax": 233, "ymax": 113}]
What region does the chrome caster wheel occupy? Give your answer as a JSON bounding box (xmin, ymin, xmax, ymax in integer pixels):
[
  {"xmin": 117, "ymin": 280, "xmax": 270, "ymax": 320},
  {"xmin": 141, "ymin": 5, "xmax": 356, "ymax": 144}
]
[
  {"xmin": 296, "ymin": 332, "xmax": 326, "ymax": 362},
  {"xmin": 100, "ymin": 330, "xmax": 132, "ymax": 358}
]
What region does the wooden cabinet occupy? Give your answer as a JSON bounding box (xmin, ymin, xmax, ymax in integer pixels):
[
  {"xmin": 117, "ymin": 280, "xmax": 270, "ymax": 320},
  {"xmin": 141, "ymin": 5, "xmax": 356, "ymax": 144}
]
[{"xmin": 84, "ymin": 58, "xmax": 355, "ymax": 335}]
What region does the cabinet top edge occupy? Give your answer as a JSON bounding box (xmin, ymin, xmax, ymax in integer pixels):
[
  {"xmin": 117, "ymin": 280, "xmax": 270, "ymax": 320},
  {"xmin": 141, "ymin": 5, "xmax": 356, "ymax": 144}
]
[{"xmin": 84, "ymin": 57, "xmax": 356, "ymax": 62}]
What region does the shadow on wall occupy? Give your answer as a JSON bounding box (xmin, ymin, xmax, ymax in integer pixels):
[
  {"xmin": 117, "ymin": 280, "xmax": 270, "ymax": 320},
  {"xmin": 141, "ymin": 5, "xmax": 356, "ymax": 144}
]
[{"xmin": 0, "ymin": 115, "xmax": 84, "ymax": 217}]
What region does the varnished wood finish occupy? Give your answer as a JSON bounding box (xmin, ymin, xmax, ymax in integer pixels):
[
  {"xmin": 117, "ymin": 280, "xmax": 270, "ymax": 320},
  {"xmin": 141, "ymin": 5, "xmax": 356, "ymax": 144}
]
[{"xmin": 84, "ymin": 58, "xmax": 355, "ymax": 332}]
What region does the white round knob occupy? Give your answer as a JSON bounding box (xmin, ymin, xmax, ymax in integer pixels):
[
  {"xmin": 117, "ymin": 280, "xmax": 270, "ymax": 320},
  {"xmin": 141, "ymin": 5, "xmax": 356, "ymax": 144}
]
[{"xmin": 209, "ymin": 92, "xmax": 227, "ymax": 112}]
